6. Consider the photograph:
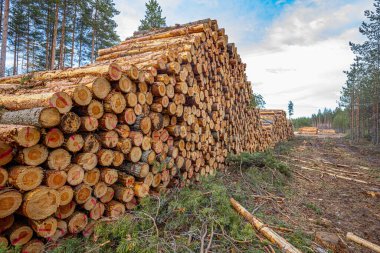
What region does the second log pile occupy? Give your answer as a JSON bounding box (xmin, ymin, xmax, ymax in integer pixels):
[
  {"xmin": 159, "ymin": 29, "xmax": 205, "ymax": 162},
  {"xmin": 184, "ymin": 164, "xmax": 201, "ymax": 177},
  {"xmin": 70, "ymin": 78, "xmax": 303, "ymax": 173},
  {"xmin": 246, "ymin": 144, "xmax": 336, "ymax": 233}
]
[
  {"xmin": 0, "ymin": 19, "xmax": 293, "ymax": 249},
  {"xmin": 259, "ymin": 109, "xmax": 294, "ymax": 147}
]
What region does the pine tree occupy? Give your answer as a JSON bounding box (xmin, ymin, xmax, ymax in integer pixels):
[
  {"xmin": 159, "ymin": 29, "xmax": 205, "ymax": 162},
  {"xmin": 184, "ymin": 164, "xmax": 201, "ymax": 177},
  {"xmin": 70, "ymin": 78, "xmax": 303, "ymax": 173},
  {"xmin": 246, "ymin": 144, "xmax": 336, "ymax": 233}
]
[
  {"xmin": 138, "ymin": 0, "xmax": 166, "ymax": 31},
  {"xmin": 0, "ymin": 0, "xmax": 9, "ymax": 76},
  {"xmin": 288, "ymin": 101, "xmax": 294, "ymax": 119},
  {"xmin": 341, "ymin": 0, "xmax": 380, "ymax": 144}
]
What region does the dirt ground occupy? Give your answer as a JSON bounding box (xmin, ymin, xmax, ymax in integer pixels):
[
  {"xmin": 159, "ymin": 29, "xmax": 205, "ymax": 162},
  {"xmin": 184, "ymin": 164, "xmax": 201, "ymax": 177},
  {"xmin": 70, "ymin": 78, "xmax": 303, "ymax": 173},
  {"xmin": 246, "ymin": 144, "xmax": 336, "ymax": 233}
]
[{"xmin": 275, "ymin": 135, "xmax": 380, "ymax": 252}]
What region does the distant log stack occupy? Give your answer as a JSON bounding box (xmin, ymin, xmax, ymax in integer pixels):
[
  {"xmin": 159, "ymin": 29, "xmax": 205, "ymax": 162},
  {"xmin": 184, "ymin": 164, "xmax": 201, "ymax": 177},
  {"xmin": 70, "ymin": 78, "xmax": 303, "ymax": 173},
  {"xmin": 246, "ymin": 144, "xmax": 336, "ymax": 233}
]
[
  {"xmin": 0, "ymin": 19, "xmax": 292, "ymax": 248},
  {"xmin": 259, "ymin": 110, "xmax": 294, "ymax": 147}
]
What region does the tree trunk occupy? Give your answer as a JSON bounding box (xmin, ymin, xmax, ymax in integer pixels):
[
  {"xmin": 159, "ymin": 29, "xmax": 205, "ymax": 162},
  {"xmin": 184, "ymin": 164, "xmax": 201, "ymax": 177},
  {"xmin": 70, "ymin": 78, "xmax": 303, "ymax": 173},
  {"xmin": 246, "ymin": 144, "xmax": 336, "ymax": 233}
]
[
  {"xmin": 70, "ymin": 1, "xmax": 77, "ymax": 67},
  {"xmin": 0, "ymin": 0, "xmax": 9, "ymax": 77},
  {"xmin": 59, "ymin": 0, "xmax": 67, "ymax": 69},
  {"xmin": 50, "ymin": 2, "xmax": 59, "ymax": 70},
  {"xmin": 90, "ymin": 5, "xmax": 98, "ymax": 64}
]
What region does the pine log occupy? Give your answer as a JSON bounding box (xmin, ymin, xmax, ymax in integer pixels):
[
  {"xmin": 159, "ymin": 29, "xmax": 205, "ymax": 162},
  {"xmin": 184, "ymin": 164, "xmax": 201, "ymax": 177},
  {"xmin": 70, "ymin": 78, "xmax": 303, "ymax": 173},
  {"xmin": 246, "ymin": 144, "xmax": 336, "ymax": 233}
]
[
  {"xmin": 99, "ymin": 186, "xmax": 114, "ymax": 203},
  {"xmin": 104, "ymin": 91, "xmax": 126, "ymax": 114},
  {"xmin": 112, "ymin": 184, "xmax": 134, "ymax": 202},
  {"xmin": 58, "ymin": 185, "xmax": 74, "ymax": 206},
  {"xmin": 21, "ymin": 187, "xmax": 60, "ymax": 220},
  {"xmin": 74, "ymin": 184, "xmax": 92, "ymax": 204},
  {"xmin": 89, "ymin": 202, "xmax": 105, "ymax": 220},
  {"xmin": 105, "ymin": 200, "xmax": 125, "ymax": 219},
  {"xmin": 77, "ymin": 99, "xmax": 104, "ymax": 119},
  {"xmin": 126, "ymin": 146, "xmax": 142, "ymax": 163},
  {"xmin": 80, "ymin": 116, "xmax": 99, "ymax": 132},
  {"xmin": 118, "ymin": 172, "xmax": 135, "ymax": 188},
  {"xmin": 0, "ymin": 107, "xmax": 60, "ymax": 128},
  {"xmin": 0, "ymin": 91, "xmax": 73, "ymax": 114},
  {"xmin": 0, "ymin": 62, "xmax": 122, "ymax": 84},
  {"xmin": 65, "ymin": 134, "xmax": 84, "ymax": 152},
  {"xmin": 119, "ymin": 108, "xmax": 136, "ymax": 125},
  {"xmin": 67, "ymin": 212, "xmax": 88, "ymax": 234},
  {"xmin": 0, "ymin": 142, "xmax": 14, "ymax": 167},
  {"xmin": 21, "ymin": 239, "xmax": 45, "ymax": 252},
  {"xmin": 55, "ymin": 201, "xmax": 76, "ymax": 219},
  {"xmin": 17, "ymin": 145, "xmax": 48, "ymax": 167},
  {"xmin": 230, "ymin": 198, "xmax": 301, "ymax": 253},
  {"xmin": 134, "ymin": 182, "xmax": 149, "ymax": 198},
  {"xmin": 48, "ymin": 220, "xmax": 67, "ymax": 241},
  {"xmin": 47, "ymin": 148, "xmax": 71, "ymax": 170},
  {"xmin": 94, "ymin": 182, "xmax": 108, "ymax": 198},
  {"xmin": 129, "ymin": 131, "xmax": 143, "ymax": 146},
  {"xmin": 82, "ymin": 134, "xmax": 101, "ymax": 153},
  {"xmin": 74, "ymin": 153, "xmax": 98, "ymax": 171},
  {"xmin": 346, "ymin": 232, "xmax": 380, "ymax": 253},
  {"xmin": 43, "ymin": 128, "xmax": 64, "ymax": 148},
  {"xmin": 30, "ymin": 216, "xmax": 57, "ymax": 238},
  {"xmin": 83, "ymin": 168, "xmax": 100, "ymax": 186},
  {"xmin": 9, "ymin": 224, "xmax": 33, "ymax": 246},
  {"xmin": 45, "ymin": 170, "xmax": 68, "ymax": 189},
  {"xmin": 60, "ymin": 112, "xmax": 81, "ymax": 133},
  {"xmin": 131, "ymin": 116, "xmax": 151, "ymax": 134},
  {"xmin": 119, "ymin": 162, "xmax": 149, "ymax": 178},
  {"xmin": 97, "ymin": 149, "xmax": 115, "ymax": 166},
  {"xmin": 99, "ymin": 130, "xmax": 119, "ymax": 148},
  {"xmin": 113, "ymin": 151, "xmax": 125, "ymax": 167},
  {"xmin": 66, "ymin": 164, "xmax": 85, "ymax": 186},
  {"xmin": 115, "ymin": 124, "xmax": 130, "ymax": 138},
  {"xmin": 8, "ymin": 166, "xmax": 43, "ymax": 191},
  {"xmin": 0, "ymin": 125, "xmax": 40, "ymax": 148},
  {"xmin": 99, "ymin": 113, "xmax": 118, "ymax": 130},
  {"xmin": 100, "ymin": 168, "xmax": 118, "ymax": 185},
  {"xmin": 82, "ymin": 196, "xmax": 97, "ymax": 211},
  {"xmin": 141, "ymin": 150, "xmax": 156, "ymax": 165}
]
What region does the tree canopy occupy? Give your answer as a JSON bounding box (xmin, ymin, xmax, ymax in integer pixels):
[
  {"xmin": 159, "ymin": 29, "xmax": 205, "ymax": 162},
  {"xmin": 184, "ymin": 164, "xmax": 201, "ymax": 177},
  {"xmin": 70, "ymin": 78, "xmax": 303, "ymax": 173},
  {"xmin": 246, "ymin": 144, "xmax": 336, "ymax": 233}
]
[
  {"xmin": 0, "ymin": 0, "xmax": 120, "ymax": 76},
  {"xmin": 138, "ymin": 0, "xmax": 166, "ymax": 31},
  {"xmin": 340, "ymin": 0, "xmax": 380, "ymax": 144}
]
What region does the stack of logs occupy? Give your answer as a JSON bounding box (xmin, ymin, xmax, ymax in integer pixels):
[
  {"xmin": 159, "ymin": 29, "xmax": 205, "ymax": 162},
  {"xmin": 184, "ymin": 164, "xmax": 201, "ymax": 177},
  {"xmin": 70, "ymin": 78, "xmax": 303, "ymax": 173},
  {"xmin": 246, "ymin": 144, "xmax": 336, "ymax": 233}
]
[
  {"xmin": 0, "ymin": 19, "xmax": 293, "ymax": 251},
  {"xmin": 259, "ymin": 110, "xmax": 294, "ymax": 147}
]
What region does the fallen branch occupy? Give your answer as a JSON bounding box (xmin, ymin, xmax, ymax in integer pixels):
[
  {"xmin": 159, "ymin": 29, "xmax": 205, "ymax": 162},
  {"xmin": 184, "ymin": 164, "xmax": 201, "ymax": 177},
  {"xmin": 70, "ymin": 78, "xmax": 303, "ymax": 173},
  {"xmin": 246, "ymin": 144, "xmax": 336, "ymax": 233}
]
[
  {"xmin": 295, "ymin": 165, "xmax": 373, "ymax": 185},
  {"xmin": 230, "ymin": 198, "xmax": 302, "ymax": 253},
  {"xmin": 346, "ymin": 232, "xmax": 380, "ymax": 253}
]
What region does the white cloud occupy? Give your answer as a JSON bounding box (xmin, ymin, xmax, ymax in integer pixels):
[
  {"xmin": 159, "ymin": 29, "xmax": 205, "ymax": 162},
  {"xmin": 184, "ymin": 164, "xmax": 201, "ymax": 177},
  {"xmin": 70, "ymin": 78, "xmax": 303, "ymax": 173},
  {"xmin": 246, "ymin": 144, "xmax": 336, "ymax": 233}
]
[{"xmin": 241, "ymin": 0, "xmax": 371, "ymax": 117}]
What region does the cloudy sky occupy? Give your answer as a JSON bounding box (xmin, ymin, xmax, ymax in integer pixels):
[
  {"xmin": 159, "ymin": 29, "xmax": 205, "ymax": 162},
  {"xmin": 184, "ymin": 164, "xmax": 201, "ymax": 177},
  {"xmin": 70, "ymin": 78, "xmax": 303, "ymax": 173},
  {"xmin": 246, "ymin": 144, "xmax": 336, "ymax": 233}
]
[{"xmin": 113, "ymin": 0, "xmax": 372, "ymax": 117}]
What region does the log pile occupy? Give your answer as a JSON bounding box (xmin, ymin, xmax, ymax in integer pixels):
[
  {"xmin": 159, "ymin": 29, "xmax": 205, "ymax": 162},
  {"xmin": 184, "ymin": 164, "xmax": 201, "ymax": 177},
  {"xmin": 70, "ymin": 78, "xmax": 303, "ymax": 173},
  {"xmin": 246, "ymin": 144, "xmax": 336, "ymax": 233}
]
[
  {"xmin": 259, "ymin": 110, "xmax": 294, "ymax": 147},
  {"xmin": 0, "ymin": 19, "xmax": 292, "ymax": 249},
  {"xmin": 298, "ymin": 127, "xmax": 318, "ymax": 135}
]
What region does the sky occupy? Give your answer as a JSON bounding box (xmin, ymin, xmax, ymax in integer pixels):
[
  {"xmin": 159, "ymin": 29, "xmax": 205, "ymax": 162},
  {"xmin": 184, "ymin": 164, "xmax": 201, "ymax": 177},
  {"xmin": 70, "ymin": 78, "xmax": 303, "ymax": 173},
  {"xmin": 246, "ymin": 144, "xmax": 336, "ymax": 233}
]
[{"xmin": 113, "ymin": 0, "xmax": 372, "ymax": 117}]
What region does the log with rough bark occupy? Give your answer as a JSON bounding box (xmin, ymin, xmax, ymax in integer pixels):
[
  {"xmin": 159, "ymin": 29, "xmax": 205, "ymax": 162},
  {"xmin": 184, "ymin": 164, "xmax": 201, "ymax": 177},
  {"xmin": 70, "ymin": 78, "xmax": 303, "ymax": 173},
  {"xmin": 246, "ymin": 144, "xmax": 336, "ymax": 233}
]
[
  {"xmin": 0, "ymin": 91, "xmax": 73, "ymax": 114},
  {"xmin": 0, "ymin": 125, "xmax": 40, "ymax": 148},
  {"xmin": 0, "ymin": 107, "xmax": 61, "ymax": 128}
]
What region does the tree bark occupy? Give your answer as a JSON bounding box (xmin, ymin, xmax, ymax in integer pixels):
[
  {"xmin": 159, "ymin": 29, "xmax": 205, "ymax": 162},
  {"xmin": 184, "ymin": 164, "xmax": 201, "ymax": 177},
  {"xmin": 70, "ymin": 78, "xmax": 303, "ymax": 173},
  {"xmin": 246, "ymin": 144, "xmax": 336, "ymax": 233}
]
[
  {"xmin": 70, "ymin": 0, "xmax": 77, "ymax": 67},
  {"xmin": 0, "ymin": 0, "xmax": 9, "ymax": 77},
  {"xmin": 59, "ymin": 0, "xmax": 67, "ymax": 69},
  {"xmin": 50, "ymin": 1, "xmax": 59, "ymax": 70}
]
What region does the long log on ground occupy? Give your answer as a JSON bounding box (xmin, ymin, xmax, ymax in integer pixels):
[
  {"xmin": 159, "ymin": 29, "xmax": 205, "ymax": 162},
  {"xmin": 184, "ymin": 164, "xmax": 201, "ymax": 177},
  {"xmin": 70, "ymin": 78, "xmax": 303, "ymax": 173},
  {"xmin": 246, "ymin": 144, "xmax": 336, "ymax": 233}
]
[
  {"xmin": 230, "ymin": 198, "xmax": 302, "ymax": 253},
  {"xmin": 346, "ymin": 232, "xmax": 380, "ymax": 253}
]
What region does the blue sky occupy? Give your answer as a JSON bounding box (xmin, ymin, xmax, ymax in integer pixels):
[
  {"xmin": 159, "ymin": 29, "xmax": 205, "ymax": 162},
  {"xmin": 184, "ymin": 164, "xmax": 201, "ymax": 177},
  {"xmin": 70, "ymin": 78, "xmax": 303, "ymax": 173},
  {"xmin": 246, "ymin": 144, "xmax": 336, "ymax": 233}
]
[{"xmin": 114, "ymin": 0, "xmax": 372, "ymax": 117}]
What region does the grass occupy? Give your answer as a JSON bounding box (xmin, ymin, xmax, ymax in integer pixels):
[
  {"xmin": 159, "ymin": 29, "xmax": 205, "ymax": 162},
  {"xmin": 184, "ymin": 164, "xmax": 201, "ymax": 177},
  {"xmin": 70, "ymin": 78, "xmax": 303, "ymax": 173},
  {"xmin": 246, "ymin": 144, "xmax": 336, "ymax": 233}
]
[
  {"xmin": 1, "ymin": 144, "xmax": 314, "ymax": 253},
  {"xmin": 304, "ymin": 202, "xmax": 323, "ymax": 215}
]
